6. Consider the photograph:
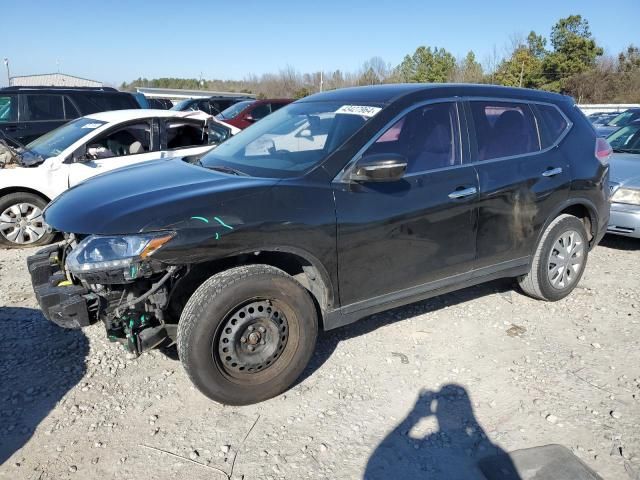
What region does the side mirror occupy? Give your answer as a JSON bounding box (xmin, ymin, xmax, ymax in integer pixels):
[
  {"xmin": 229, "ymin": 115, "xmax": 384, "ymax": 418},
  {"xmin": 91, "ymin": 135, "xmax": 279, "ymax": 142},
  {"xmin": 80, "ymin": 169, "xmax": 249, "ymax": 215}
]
[{"xmin": 350, "ymin": 153, "xmax": 407, "ymax": 183}]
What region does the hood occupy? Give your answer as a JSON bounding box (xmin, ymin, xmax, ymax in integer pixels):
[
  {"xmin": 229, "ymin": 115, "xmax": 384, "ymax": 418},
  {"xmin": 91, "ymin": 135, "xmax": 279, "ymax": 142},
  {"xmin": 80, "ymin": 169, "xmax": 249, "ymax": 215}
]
[
  {"xmin": 609, "ymin": 152, "xmax": 640, "ymax": 188},
  {"xmin": 44, "ymin": 158, "xmax": 277, "ymax": 235}
]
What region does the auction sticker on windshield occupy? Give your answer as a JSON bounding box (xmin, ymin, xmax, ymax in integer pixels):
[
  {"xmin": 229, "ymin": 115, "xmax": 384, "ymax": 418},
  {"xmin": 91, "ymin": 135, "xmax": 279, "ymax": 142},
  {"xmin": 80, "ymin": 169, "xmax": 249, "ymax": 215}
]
[
  {"xmin": 335, "ymin": 105, "xmax": 382, "ymax": 117},
  {"xmin": 81, "ymin": 123, "xmax": 103, "ymax": 129}
]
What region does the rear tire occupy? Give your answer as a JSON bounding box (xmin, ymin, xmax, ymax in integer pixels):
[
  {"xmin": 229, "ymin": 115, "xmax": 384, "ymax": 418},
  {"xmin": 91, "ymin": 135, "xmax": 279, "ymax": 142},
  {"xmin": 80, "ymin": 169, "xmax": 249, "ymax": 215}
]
[
  {"xmin": 0, "ymin": 192, "xmax": 55, "ymax": 248},
  {"xmin": 177, "ymin": 265, "xmax": 318, "ymax": 405},
  {"xmin": 518, "ymin": 214, "xmax": 588, "ymax": 301}
]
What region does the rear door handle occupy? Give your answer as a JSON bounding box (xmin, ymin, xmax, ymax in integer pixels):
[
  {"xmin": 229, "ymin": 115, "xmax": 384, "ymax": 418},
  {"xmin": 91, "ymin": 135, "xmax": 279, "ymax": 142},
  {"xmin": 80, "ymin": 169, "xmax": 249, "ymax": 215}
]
[
  {"xmin": 542, "ymin": 167, "xmax": 563, "ymax": 177},
  {"xmin": 448, "ymin": 186, "xmax": 477, "ymax": 199}
]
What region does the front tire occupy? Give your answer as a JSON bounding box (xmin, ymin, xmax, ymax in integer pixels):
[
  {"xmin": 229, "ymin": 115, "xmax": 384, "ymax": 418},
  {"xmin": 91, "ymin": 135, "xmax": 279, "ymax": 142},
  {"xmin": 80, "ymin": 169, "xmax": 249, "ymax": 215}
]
[
  {"xmin": 177, "ymin": 265, "xmax": 318, "ymax": 405},
  {"xmin": 0, "ymin": 192, "xmax": 55, "ymax": 248},
  {"xmin": 518, "ymin": 214, "xmax": 588, "ymax": 301}
]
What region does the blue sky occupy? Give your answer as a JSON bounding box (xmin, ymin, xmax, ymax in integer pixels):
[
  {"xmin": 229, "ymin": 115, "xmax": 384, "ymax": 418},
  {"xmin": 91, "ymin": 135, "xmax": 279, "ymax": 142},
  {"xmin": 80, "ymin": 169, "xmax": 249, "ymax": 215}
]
[{"xmin": 1, "ymin": 0, "xmax": 637, "ymax": 87}]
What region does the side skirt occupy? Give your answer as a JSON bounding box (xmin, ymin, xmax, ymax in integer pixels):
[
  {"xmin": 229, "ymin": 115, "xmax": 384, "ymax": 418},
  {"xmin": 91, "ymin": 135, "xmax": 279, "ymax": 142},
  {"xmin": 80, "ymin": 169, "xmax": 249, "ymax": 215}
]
[{"xmin": 323, "ymin": 257, "xmax": 530, "ymax": 331}]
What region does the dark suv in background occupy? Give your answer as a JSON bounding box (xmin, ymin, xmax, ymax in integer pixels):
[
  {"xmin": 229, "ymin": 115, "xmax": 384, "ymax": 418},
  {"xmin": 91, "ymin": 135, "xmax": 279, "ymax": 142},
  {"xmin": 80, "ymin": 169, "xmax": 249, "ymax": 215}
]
[
  {"xmin": 29, "ymin": 84, "xmax": 610, "ymax": 405},
  {"xmin": 0, "ymin": 86, "xmax": 140, "ymax": 145}
]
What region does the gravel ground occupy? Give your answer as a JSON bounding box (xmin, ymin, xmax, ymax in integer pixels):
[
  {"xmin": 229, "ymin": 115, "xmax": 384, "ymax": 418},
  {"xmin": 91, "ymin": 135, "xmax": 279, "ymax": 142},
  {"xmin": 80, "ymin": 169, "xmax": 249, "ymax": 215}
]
[{"xmin": 0, "ymin": 235, "xmax": 639, "ymax": 480}]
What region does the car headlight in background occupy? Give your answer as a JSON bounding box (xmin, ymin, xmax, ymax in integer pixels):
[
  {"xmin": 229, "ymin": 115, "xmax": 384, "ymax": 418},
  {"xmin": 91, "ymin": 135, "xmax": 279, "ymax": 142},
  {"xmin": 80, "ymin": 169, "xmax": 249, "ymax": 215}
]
[
  {"xmin": 66, "ymin": 232, "xmax": 174, "ymax": 275},
  {"xmin": 611, "ymin": 187, "xmax": 640, "ymax": 206}
]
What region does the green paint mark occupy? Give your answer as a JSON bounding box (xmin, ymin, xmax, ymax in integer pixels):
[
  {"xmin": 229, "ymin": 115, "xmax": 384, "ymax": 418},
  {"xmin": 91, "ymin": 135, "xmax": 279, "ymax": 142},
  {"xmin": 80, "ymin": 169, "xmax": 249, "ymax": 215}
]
[
  {"xmin": 213, "ymin": 216, "xmax": 234, "ymax": 230},
  {"xmin": 215, "ymin": 233, "xmax": 220, "ymax": 240},
  {"xmin": 191, "ymin": 216, "xmax": 209, "ymax": 223}
]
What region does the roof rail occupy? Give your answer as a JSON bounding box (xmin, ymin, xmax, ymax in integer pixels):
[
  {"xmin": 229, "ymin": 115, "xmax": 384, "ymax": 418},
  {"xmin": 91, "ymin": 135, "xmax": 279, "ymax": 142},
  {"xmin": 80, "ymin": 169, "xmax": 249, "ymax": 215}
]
[{"xmin": 1, "ymin": 86, "xmax": 119, "ymax": 92}]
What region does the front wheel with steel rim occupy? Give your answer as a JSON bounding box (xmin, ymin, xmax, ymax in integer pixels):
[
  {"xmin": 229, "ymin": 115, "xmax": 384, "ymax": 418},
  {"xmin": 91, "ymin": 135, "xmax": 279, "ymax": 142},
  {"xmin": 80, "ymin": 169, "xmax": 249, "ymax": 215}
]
[
  {"xmin": 0, "ymin": 192, "xmax": 56, "ymax": 248},
  {"xmin": 518, "ymin": 214, "xmax": 589, "ymax": 301},
  {"xmin": 177, "ymin": 265, "xmax": 318, "ymax": 405}
]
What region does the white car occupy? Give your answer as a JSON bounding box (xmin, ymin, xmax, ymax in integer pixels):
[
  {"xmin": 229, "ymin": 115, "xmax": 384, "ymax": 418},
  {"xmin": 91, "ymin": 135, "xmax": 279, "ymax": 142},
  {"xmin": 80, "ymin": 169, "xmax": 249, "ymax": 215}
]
[{"xmin": 0, "ymin": 109, "xmax": 239, "ymax": 247}]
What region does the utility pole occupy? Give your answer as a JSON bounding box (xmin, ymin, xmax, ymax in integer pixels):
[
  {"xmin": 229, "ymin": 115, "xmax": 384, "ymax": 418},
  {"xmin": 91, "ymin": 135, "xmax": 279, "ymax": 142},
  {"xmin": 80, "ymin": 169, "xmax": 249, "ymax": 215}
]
[
  {"xmin": 3, "ymin": 58, "xmax": 10, "ymax": 86},
  {"xmin": 519, "ymin": 61, "xmax": 525, "ymax": 88}
]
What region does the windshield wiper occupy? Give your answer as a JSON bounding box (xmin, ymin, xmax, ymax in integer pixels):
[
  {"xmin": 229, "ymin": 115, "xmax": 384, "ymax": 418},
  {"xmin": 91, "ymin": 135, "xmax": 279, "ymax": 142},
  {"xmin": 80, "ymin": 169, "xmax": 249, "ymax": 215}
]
[
  {"xmin": 613, "ymin": 148, "xmax": 640, "ymax": 154},
  {"xmin": 201, "ymin": 163, "xmax": 250, "ymax": 177}
]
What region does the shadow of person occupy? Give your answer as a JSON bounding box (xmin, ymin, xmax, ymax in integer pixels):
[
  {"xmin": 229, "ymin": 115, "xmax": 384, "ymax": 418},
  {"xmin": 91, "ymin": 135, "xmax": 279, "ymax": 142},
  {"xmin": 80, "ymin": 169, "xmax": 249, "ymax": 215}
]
[
  {"xmin": 0, "ymin": 306, "xmax": 89, "ymax": 465},
  {"xmin": 364, "ymin": 384, "xmax": 521, "ymax": 480}
]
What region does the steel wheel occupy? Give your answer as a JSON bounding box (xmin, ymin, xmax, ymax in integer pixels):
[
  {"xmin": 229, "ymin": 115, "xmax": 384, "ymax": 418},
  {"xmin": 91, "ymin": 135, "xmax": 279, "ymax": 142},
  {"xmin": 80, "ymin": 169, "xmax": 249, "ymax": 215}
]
[
  {"xmin": 547, "ymin": 229, "xmax": 584, "ymax": 289},
  {"xmin": 216, "ymin": 300, "xmax": 289, "ymax": 377},
  {"xmin": 0, "ymin": 202, "xmax": 48, "ymax": 245}
]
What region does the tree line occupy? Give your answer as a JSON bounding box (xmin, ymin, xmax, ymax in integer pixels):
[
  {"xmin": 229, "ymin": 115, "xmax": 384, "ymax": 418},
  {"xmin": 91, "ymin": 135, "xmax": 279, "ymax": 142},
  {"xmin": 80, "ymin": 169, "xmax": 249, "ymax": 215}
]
[{"xmin": 121, "ymin": 15, "xmax": 639, "ymax": 103}]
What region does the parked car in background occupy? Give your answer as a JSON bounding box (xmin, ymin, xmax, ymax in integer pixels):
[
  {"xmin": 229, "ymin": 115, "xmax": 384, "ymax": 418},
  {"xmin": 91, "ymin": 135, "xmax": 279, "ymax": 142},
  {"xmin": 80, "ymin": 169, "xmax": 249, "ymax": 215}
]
[
  {"xmin": 31, "ymin": 84, "xmax": 609, "ymax": 405},
  {"xmin": 588, "ymin": 112, "xmax": 618, "ymax": 125},
  {"xmin": 216, "ymin": 98, "xmax": 293, "ymax": 129},
  {"xmin": 607, "ymin": 120, "xmax": 640, "ymax": 238},
  {"xmin": 0, "ymin": 109, "xmax": 236, "ymax": 247},
  {"xmin": 171, "ymin": 96, "xmax": 254, "ymax": 116},
  {"xmin": 0, "ymin": 86, "xmax": 140, "ymax": 146},
  {"xmin": 129, "ymin": 93, "xmax": 171, "ymax": 110},
  {"xmin": 595, "ymin": 108, "xmax": 640, "ymax": 137}
]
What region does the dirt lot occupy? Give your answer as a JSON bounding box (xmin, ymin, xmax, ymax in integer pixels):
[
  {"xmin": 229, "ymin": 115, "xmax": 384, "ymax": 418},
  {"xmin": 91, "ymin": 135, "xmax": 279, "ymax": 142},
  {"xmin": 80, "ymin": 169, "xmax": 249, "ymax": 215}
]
[{"xmin": 0, "ymin": 235, "xmax": 639, "ymax": 480}]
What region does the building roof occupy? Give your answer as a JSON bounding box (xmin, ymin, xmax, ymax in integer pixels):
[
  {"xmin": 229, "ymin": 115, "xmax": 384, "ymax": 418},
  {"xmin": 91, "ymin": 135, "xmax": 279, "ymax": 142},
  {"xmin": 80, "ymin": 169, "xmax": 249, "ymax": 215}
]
[{"xmin": 10, "ymin": 73, "xmax": 102, "ymax": 87}]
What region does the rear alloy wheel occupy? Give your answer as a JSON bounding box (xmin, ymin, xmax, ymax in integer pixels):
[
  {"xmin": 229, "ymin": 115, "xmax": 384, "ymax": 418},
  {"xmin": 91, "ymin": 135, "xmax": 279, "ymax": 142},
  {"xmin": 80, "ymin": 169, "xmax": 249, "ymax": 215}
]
[
  {"xmin": 0, "ymin": 193, "xmax": 55, "ymax": 248},
  {"xmin": 518, "ymin": 214, "xmax": 589, "ymax": 301},
  {"xmin": 177, "ymin": 265, "xmax": 318, "ymax": 405}
]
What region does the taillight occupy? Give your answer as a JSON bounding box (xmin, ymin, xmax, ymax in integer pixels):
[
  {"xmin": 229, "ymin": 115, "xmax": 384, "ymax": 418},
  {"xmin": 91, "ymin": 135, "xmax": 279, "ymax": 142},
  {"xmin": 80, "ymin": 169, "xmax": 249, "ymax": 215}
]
[{"xmin": 595, "ymin": 137, "xmax": 612, "ymax": 165}]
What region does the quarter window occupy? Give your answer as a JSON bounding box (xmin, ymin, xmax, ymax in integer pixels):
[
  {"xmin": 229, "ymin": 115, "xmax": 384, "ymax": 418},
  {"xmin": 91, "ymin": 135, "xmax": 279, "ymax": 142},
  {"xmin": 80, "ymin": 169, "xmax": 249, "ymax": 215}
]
[
  {"xmin": 470, "ymin": 101, "xmax": 540, "ymax": 161},
  {"xmin": 365, "ymin": 102, "xmax": 460, "ymax": 173},
  {"xmin": 23, "ymin": 95, "xmax": 65, "ymax": 121},
  {"xmin": 534, "ymin": 104, "xmax": 569, "ymax": 148}
]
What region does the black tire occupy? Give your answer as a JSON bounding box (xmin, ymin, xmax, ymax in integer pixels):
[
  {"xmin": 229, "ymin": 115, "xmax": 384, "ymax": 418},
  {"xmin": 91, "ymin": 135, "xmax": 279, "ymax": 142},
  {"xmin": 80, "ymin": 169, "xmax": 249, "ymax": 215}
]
[
  {"xmin": 518, "ymin": 214, "xmax": 589, "ymax": 301},
  {"xmin": 0, "ymin": 192, "xmax": 56, "ymax": 248},
  {"xmin": 177, "ymin": 265, "xmax": 318, "ymax": 405}
]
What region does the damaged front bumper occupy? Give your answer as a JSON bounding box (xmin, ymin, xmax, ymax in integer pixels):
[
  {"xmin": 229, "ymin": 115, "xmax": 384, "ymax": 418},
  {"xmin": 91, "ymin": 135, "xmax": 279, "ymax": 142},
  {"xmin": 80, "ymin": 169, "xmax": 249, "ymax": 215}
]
[
  {"xmin": 27, "ymin": 244, "xmax": 100, "ymax": 329},
  {"xmin": 27, "ymin": 242, "xmax": 178, "ymax": 355}
]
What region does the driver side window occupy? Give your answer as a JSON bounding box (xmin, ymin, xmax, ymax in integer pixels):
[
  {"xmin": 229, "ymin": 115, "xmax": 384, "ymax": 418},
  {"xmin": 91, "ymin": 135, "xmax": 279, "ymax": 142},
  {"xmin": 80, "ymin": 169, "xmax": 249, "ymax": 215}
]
[
  {"xmin": 364, "ymin": 102, "xmax": 460, "ymax": 174},
  {"xmin": 86, "ymin": 121, "xmax": 152, "ymax": 159}
]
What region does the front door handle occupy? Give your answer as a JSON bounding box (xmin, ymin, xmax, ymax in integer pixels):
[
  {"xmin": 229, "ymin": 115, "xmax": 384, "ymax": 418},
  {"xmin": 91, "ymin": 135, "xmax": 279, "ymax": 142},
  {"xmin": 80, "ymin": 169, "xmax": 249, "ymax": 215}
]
[
  {"xmin": 542, "ymin": 167, "xmax": 563, "ymax": 177},
  {"xmin": 448, "ymin": 186, "xmax": 477, "ymax": 199}
]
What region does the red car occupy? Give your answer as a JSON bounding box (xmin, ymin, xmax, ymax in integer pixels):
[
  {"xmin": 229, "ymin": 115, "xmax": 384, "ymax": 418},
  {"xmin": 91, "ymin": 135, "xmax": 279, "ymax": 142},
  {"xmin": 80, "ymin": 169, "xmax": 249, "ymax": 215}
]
[{"xmin": 216, "ymin": 98, "xmax": 293, "ymax": 129}]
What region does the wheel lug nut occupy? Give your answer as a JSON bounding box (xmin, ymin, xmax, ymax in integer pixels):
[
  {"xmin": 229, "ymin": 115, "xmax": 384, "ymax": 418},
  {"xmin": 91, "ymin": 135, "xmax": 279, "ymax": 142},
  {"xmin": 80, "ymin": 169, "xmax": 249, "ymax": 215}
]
[
  {"xmin": 258, "ymin": 326, "xmax": 266, "ymax": 333},
  {"xmin": 260, "ymin": 340, "xmax": 265, "ymax": 345},
  {"xmin": 248, "ymin": 326, "xmax": 255, "ymax": 332},
  {"xmin": 248, "ymin": 345, "xmax": 255, "ymax": 352},
  {"xmin": 240, "ymin": 336, "xmax": 247, "ymax": 343}
]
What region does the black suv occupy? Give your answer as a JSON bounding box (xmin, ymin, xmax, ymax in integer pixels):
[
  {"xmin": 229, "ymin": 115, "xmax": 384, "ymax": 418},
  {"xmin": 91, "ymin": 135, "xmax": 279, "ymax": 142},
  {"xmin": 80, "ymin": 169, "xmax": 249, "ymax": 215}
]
[
  {"xmin": 0, "ymin": 86, "xmax": 139, "ymax": 145},
  {"xmin": 170, "ymin": 95, "xmax": 254, "ymax": 116},
  {"xmin": 28, "ymin": 84, "xmax": 610, "ymax": 405}
]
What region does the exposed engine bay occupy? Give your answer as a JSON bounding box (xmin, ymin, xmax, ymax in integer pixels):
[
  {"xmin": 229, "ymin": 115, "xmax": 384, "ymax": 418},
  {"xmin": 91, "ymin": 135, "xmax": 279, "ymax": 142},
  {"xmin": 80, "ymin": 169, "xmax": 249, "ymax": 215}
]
[{"xmin": 27, "ymin": 235, "xmax": 186, "ymax": 356}]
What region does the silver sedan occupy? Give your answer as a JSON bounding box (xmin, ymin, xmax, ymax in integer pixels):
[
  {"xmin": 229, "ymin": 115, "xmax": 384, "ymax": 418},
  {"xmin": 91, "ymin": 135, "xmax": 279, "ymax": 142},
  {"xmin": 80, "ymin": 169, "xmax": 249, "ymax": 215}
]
[{"xmin": 607, "ymin": 122, "xmax": 640, "ymax": 238}]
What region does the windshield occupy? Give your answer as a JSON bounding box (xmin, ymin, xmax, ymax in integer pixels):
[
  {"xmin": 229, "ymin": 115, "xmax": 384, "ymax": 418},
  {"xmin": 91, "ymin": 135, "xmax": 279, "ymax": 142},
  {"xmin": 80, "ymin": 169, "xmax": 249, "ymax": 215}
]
[
  {"xmin": 26, "ymin": 117, "xmax": 106, "ymax": 158},
  {"xmin": 608, "ymin": 124, "xmax": 640, "ymax": 154},
  {"xmin": 609, "ymin": 110, "xmax": 640, "ymax": 127},
  {"xmin": 199, "ymin": 101, "xmax": 382, "ymax": 178},
  {"xmin": 217, "ymin": 100, "xmax": 255, "ymax": 120},
  {"xmin": 170, "ymin": 99, "xmax": 196, "ymax": 111}
]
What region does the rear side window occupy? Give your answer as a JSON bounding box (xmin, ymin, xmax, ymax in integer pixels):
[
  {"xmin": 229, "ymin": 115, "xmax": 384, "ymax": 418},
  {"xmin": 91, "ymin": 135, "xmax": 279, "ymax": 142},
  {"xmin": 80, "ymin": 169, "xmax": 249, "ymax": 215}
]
[
  {"xmin": 72, "ymin": 94, "xmax": 136, "ymax": 114},
  {"xmin": 470, "ymin": 101, "xmax": 540, "ymax": 161},
  {"xmin": 23, "ymin": 94, "xmax": 64, "ymax": 121},
  {"xmin": 0, "ymin": 95, "xmax": 17, "ymax": 122},
  {"xmin": 534, "ymin": 104, "xmax": 569, "ymax": 148},
  {"xmin": 251, "ymin": 103, "xmax": 271, "ymax": 120}
]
